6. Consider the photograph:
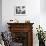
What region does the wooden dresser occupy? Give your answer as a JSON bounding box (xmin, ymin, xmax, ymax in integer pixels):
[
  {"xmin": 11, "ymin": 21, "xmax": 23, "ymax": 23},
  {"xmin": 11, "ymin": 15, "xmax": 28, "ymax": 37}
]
[{"xmin": 7, "ymin": 23, "xmax": 34, "ymax": 46}]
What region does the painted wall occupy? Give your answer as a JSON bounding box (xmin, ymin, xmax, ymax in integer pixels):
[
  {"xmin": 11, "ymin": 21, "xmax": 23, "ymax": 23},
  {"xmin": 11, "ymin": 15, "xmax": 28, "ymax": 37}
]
[
  {"xmin": 2, "ymin": 0, "xmax": 40, "ymax": 31},
  {"xmin": 2, "ymin": 0, "xmax": 46, "ymax": 46},
  {"xmin": 40, "ymin": 0, "xmax": 46, "ymax": 14},
  {"xmin": 0, "ymin": 0, "xmax": 2, "ymax": 32},
  {"xmin": 40, "ymin": 0, "xmax": 46, "ymax": 31}
]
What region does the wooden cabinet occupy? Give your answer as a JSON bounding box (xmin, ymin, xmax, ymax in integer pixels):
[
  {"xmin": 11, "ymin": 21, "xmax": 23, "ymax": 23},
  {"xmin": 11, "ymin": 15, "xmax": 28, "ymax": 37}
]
[{"xmin": 7, "ymin": 23, "xmax": 34, "ymax": 46}]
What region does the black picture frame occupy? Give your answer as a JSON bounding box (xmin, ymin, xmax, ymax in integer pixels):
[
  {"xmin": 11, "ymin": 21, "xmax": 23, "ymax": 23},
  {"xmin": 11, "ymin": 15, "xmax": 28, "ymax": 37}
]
[{"xmin": 16, "ymin": 6, "xmax": 26, "ymax": 14}]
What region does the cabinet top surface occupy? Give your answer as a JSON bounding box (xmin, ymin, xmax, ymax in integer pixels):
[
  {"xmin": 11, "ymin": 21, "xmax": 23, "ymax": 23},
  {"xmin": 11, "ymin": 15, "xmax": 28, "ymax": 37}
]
[{"xmin": 7, "ymin": 23, "xmax": 34, "ymax": 25}]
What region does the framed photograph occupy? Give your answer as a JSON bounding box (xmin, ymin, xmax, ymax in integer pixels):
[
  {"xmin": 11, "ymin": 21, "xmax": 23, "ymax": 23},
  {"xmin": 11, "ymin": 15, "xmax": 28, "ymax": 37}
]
[{"xmin": 16, "ymin": 6, "xmax": 26, "ymax": 14}]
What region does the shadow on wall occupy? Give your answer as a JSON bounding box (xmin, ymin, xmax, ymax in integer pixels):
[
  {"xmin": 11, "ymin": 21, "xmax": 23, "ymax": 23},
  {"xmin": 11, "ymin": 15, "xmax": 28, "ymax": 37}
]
[
  {"xmin": 40, "ymin": 0, "xmax": 46, "ymax": 14},
  {"xmin": 0, "ymin": 0, "xmax": 2, "ymax": 32}
]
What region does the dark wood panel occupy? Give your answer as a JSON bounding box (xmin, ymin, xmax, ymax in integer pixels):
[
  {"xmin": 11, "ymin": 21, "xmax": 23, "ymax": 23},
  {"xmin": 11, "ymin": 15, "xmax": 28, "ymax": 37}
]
[{"xmin": 7, "ymin": 23, "xmax": 34, "ymax": 46}]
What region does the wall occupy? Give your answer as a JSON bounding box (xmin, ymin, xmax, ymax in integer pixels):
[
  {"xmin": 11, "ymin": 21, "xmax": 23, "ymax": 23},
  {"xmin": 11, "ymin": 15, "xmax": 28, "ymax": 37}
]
[
  {"xmin": 2, "ymin": 0, "xmax": 46, "ymax": 46},
  {"xmin": 40, "ymin": 0, "xmax": 46, "ymax": 32},
  {"xmin": 2, "ymin": 0, "xmax": 40, "ymax": 30},
  {"xmin": 0, "ymin": 0, "xmax": 2, "ymax": 32},
  {"xmin": 40, "ymin": 0, "xmax": 46, "ymax": 14}
]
